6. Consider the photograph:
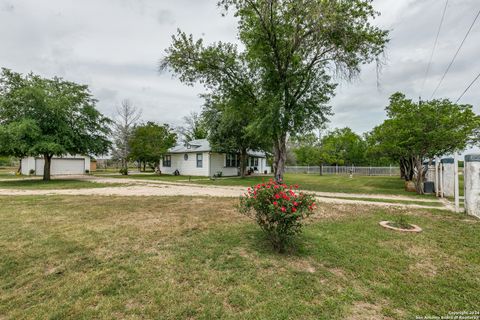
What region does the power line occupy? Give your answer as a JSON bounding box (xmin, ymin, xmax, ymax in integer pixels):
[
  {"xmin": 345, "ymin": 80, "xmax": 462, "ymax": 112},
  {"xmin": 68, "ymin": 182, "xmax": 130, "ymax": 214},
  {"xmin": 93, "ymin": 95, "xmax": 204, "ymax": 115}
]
[
  {"xmin": 455, "ymin": 71, "xmax": 480, "ymax": 103},
  {"xmin": 420, "ymin": 0, "xmax": 448, "ymax": 98},
  {"xmin": 430, "ymin": 7, "xmax": 480, "ymax": 99}
]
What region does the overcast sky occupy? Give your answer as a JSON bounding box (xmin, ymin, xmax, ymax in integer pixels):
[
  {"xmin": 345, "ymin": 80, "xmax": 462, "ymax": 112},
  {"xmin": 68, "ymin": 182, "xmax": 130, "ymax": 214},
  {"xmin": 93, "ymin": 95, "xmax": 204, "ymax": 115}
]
[{"xmin": 1, "ymin": 0, "xmax": 479, "ymax": 141}]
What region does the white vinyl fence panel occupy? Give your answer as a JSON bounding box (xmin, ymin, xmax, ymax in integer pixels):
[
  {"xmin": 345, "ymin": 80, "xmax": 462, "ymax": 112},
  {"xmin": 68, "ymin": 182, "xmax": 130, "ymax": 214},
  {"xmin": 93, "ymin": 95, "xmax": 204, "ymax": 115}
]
[{"xmin": 285, "ymin": 165, "xmax": 400, "ymax": 176}]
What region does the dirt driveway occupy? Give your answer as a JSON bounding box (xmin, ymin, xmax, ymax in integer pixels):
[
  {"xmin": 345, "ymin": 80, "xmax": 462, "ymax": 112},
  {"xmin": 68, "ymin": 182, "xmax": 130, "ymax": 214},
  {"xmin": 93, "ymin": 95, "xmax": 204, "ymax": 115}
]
[{"xmin": 0, "ymin": 175, "xmax": 452, "ymax": 211}]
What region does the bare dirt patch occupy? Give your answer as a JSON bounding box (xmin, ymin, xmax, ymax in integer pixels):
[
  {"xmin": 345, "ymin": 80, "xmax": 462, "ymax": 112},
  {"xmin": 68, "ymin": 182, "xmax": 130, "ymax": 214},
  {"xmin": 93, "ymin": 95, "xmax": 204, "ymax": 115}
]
[{"xmin": 346, "ymin": 301, "xmax": 392, "ymax": 320}]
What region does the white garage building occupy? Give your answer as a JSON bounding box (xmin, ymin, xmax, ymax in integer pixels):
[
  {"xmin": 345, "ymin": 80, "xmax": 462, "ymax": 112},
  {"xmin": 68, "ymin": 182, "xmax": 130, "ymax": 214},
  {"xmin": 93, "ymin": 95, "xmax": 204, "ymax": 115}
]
[
  {"xmin": 160, "ymin": 139, "xmax": 270, "ymax": 177},
  {"xmin": 21, "ymin": 155, "xmax": 91, "ymax": 176}
]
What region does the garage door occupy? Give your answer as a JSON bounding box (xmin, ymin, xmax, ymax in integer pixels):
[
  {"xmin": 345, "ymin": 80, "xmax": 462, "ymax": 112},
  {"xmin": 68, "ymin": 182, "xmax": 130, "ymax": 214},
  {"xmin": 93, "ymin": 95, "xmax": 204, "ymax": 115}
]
[{"xmin": 35, "ymin": 158, "xmax": 85, "ymax": 176}]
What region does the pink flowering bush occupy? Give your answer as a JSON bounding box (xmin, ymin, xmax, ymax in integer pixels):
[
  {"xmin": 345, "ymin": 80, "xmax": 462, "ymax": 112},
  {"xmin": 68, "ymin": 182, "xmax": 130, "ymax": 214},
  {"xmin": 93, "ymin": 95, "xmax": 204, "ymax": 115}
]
[{"xmin": 239, "ymin": 179, "xmax": 316, "ymax": 252}]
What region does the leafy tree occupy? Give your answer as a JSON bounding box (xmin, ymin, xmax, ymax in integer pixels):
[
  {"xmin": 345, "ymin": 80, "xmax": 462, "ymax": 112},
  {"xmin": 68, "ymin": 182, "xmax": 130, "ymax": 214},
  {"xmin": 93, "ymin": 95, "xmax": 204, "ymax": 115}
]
[
  {"xmin": 0, "ymin": 119, "xmax": 40, "ymax": 172},
  {"xmin": 202, "ymin": 93, "xmax": 268, "ymax": 177},
  {"xmin": 178, "ymin": 111, "xmax": 208, "ymax": 142},
  {"xmin": 111, "ymin": 99, "xmax": 141, "ymax": 174},
  {"xmin": 292, "ymin": 128, "xmax": 369, "ymax": 166},
  {"xmin": 0, "ymin": 68, "xmax": 111, "ymax": 181},
  {"xmin": 161, "ymin": 0, "xmax": 388, "ymax": 180},
  {"xmin": 369, "ymin": 92, "xmax": 480, "ymax": 194},
  {"xmin": 320, "ymin": 128, "xmax": 367, "ymax": 166},
  {"xmin": 290, "ymin": 133, "xmax": 322, "ymax": 166},
  {"xmin": 129, "ymin": 122, "xmax": 177, "ymax": 172}
]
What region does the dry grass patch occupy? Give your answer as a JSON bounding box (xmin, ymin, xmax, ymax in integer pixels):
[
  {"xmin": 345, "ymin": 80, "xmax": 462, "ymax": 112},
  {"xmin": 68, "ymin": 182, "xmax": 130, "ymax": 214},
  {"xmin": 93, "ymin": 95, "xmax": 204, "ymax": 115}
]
[{"xmin": 0, "ymin": 196, "xmax": 479, "ymax": 319}]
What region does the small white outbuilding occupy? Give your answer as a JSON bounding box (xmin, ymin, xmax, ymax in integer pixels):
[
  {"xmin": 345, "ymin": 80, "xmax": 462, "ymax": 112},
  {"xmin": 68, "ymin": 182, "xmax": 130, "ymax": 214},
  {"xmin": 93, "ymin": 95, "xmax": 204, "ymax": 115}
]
[{"xmin": 21, "ymin": 155, "xmax": 91, "ymax": 176}]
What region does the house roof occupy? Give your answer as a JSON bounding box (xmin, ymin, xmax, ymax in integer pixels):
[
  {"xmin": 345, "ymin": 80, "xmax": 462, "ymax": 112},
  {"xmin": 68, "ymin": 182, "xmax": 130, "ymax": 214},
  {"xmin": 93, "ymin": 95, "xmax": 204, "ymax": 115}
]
[
  {"xmin": 168, "ymin": 139, "xmax": 212, "ymax": 153},
  {"xmin": 168, "ymin": 139, "xmax": 266, "ymax": 157}
]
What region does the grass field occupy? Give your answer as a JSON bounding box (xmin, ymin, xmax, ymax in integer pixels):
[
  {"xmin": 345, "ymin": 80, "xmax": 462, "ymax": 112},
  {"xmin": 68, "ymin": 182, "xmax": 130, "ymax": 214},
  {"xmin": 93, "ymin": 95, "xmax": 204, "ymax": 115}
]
[
  {"xmin": 0, "ymin": 179, "xmax": 123, "ymax": 190},
  {"xmin": 1, "ymin": 196, "xmax": 478, "ymax": 319},
  {"xmin": 103, "ymin": 173, "xmax": 440, "ymax": 197}
]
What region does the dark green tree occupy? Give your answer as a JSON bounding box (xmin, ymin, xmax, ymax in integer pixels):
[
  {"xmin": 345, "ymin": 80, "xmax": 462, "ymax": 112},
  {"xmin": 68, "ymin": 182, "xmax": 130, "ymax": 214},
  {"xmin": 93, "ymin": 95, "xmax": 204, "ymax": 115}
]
[
  {"xmin": 129, "ymin": 122, "xmax": 177, "ymax": 172},
  {"xmin": 0, "ymin": 119, "xmax": 40, "ymax": 173},
  {"xmin": 369, "ymin": 92, "xmax": 480, "ymax": 194},
  {"xmin": 0, "ymin": 68, "xmax": 111, "ymax": 181},
  {"xmin": 202, "ymin": 93, "xmax": 268, "ymax": 177},
  {"xmin": 292, "ymin": 128, "xmax": 369, "ymax": 166},
  {"xmin": 161, "ymin": 0, "xmax": 388, "ymax": 180}
]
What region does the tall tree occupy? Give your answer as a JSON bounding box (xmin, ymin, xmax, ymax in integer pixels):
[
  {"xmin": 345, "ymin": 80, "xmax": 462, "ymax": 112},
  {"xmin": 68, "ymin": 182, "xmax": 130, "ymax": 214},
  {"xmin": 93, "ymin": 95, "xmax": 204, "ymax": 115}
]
[
  {"xmin": 178, "ymin": 111, "xmax": 208, "ymax": 142},
  {"xmin": 129, "ymin": 121, "xmax": 177, "ymax": 172},
  {"xmin": 0, "ymin": 119, "xmax": 40, "ymax": 173},
  {"xmin": 292, "ymin": 128, "xmax": 369, "ymax": 166},
  {"xmin": 111, "ymin": 99, "xmax": 141, "ymax": 174},
  {"xmin": 202, "ymin": 93, "xmax": 268, "ymax": 177},
  {"xmin": 161, "ymin": 0, "xmax": 388, "ymax": 180},
  {"xmin": 0, "ymin": 68, "xmax": 111, "ymax": 181},
  {"xmin": 369, "ymin": 92, "xmax": 480, "ymax": 194}
]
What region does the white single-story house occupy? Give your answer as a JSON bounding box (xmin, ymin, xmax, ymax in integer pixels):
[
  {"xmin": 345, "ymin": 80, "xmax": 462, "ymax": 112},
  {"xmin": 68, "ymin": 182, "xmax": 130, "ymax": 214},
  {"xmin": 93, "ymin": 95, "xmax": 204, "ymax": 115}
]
[
  {"xmin": 160, "ymin": 139, "xmax": 270, "ymax": 177},
  {"xmin": 21, "ymin": 155, "xmax": 91, "ymax": 176}
]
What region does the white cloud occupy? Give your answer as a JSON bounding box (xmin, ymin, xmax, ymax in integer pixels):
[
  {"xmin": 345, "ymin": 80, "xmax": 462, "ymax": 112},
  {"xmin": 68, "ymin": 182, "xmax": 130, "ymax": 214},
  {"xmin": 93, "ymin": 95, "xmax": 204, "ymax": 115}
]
[{"xmin": 1, "ymin": 0, "xmax": 479, "ymax": 147}]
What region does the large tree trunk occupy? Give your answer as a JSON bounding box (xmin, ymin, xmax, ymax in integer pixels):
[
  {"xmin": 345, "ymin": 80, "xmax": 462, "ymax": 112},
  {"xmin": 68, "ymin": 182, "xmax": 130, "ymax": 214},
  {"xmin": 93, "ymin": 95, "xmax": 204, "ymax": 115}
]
[
  {"xmin": 239, "ymin": 149, "xmax": 247, "ymax": 178},
  {"xmin": 399, "ymin": 159, "xmax": 406, "ymax": 179},
  {"xmin": 413, "ymin": 157, "xmax": 424, "ymax": 194},
  {"xmin": 17, "ymin": 158, "xmax": 22, "ymax": 174},
  {"xmin": 400, "ymin": 157, "xmax": 415, "ymax": 181},
  {"xmin": 273, "ymin": 135, "xmax": 287, "ymax": 182},
  {"xmin": 43, "ymin": 154, "xmax": 52, "ymax": 181}
]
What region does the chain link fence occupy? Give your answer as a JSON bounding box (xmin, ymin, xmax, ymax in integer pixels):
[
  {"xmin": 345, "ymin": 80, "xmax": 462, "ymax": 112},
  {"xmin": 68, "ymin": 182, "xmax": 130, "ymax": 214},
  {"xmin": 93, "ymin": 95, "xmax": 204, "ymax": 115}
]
[{"xmin": 285, "ymin": 165, "xmax": 400, "ymax": 176}]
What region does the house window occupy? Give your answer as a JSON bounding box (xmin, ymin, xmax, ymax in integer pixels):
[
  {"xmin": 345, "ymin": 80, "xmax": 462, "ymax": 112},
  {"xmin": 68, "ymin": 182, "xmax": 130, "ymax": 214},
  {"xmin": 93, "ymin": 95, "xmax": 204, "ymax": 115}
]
[
  {"xmin": 226, "ymin": 154, "xmax": 238, "ymax": 167},
  {"xmin": 196, "ymin": 153, "xmax": 203, "ymax": 168},
  {"xmin": 254, "ymin": 158, "xmax": 259, "ymax": 166},
  {"xmin": 163, "ymin": 155, "xmax": 171, "ymax": 167},
  {"xmin": 184, "ymin": 154, "xmax": 189, "ymax": 161}
]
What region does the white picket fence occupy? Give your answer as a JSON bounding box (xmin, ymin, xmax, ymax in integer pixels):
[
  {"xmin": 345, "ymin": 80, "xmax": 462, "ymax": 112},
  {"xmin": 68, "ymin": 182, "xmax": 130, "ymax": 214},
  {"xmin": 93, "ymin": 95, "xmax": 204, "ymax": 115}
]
[{"xmin": 285, "ymin": 165, "xmax": 400, "ymax": 176}]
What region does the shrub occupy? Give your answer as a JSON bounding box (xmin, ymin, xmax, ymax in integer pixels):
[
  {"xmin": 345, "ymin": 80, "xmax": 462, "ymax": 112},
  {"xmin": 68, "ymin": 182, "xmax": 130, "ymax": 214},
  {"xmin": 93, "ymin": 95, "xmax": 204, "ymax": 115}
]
[
  {"xmin": 239, "ymin": 179, "xmax": 316, "ymax": 252},
  {"xmin": 29, "ymin": 169, "xmax": 35, "ymax": 175},
  {"xmin": 85, "ymin": 169, "xmax": 90, "ymax": 174},
  {"xmin": 390, "ymin": 215, "xmax": 413, "ymax": 230},
  {"xmin": 119, "ymin": 168, "xmax": 128, "ymax": 175}
]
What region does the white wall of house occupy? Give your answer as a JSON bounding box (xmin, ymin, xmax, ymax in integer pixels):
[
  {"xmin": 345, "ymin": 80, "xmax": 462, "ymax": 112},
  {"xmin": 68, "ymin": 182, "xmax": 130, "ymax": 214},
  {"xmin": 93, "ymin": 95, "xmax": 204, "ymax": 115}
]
[
  {"xmin": 160, "ymin": 151, "xmax": 270, "ymax": 177},
  {"xmin": 160, "ymin": 152, "xmax": 210, "ymax": 176},
  {"xmin": 210, "ymin": 153, "xmax": 238, "ymax": 176},
  {"xmin": 21, "ymin": 155, "xmax": 90, "ymax": 176}
]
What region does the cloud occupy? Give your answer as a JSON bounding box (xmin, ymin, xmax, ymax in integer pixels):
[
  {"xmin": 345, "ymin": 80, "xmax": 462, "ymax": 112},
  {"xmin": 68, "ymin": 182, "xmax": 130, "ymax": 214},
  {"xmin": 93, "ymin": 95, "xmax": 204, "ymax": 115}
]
[
  {"xmin": 0, "ymin": 0, "xmax": 478, "ymax": 144},
  {"xmin": 0, "ymin": 1, "xmax": 14, "ymax": 12},
  {"xmin": 157, "ymin": 9, "xmax": 175, "ymax": 25}
]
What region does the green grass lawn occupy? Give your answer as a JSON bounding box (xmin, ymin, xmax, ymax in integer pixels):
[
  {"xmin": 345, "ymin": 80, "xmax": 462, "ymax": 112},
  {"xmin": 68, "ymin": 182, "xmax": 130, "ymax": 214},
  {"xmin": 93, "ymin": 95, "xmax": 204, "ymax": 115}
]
[
  {"xmin": 197, "ymin": 174, "xmax": 439, "ymax": 197},
  {"xmin": 0, "ymin": 179, "xmax": 123, "ymax": 189},
  {"xmin": 0, "ymin": 196, "xmax": 478, "ymax": 319}
]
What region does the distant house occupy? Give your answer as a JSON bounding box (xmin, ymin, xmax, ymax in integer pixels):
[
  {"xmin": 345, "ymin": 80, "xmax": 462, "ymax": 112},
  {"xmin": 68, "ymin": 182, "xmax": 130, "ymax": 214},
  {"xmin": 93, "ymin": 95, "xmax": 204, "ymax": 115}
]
[
  {"xmin": 21, "ymin": 155, "xmax": 91, "ymax": 176},
  {"xmin": 160, "ymin": 139, "xmax": 270, "ymax": 177}
]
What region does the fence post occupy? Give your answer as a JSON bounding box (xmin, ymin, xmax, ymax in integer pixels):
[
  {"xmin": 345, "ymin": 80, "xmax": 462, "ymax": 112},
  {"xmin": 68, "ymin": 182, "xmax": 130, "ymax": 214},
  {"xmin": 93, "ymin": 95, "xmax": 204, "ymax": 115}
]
[
  {"xmin": 335, "ymin": 164, "xmax": 338, "ymax": 175},
  {"xmin": 463, "ymin": 154, "xmax": 480, "ymax": 217}
]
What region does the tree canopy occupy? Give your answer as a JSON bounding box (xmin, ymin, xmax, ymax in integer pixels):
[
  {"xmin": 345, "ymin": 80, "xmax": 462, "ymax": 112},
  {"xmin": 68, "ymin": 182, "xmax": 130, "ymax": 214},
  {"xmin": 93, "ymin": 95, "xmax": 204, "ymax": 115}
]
[
  {"xmin": 290, "ymin": 128, "xmax": 391, "ymax": 167},
  {"xmin": 369, "ymin": 92, "xmax": 480, "ymax": 193},
  {"xmin": 161, "ymin": 0, "xmax": 389, "ymax": 180},
  {"xmin": 202, "ymin": 93, "xmax": 268, "ymax": 176},
  {"xmin": 0, "ymin": 68, "xmax": 111, "ymax": 180},
  {"xmin": 178, "ymin": 111, "xmax": 208, "ymax": 142},
  {"xmin": 129, "ymin": 121, "xmax": 177, "ymax": 172}
]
